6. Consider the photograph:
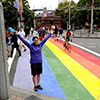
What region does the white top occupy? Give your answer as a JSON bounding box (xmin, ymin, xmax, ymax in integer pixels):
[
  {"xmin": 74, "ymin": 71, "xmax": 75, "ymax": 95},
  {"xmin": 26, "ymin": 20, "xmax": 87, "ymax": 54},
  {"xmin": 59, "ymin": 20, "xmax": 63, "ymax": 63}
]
[
  {"xmin": 19, "ymin": 31, "xmax": 25, "ymax": 38},
  {"xmin": 31, "ymin": 27, "xmax": 33, "ymax": 31}
]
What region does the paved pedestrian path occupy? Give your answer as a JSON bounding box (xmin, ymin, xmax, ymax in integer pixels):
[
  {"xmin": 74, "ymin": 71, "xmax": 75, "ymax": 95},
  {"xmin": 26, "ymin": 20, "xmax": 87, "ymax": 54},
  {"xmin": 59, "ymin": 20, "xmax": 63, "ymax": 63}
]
[
  {"xmin": 13, "ymin": 37, "xmax": 66, "ymax": 100},
  {"xmin": 13, "ymin": 36, "xmax": 100, "ymax": 100},
  {"xmin": 11, "ymin": 86, "xmax": 65, "ymax": 100}
]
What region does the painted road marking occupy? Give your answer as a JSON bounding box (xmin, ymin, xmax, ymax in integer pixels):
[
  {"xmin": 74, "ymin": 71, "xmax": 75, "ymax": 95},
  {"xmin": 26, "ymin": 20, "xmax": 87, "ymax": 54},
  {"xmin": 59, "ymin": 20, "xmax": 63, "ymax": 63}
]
[
  {"xmin": 46, "ymin": 40, "xmax": 100, "ymax": 99},
  {"xmin": 77, "ymin": 43, "xmax": 84, "ymax": 45},
  {"xmin": 49, "ymin": 38, "xmax": 100, "ymax": 79},
  {"xmin": 70, "ymin": 42, "xmax": 100, "ymax": 57},
  {"xmin": 61, "ymin": 38, "xmax": 100, "ymax": 57},
  {"xmin": 89, "ymin": 43, "xmax": 96, "ymax": 45},
  {"xmin": 89, "ymin": 46, "xmax": 96, "ymax": 48}
]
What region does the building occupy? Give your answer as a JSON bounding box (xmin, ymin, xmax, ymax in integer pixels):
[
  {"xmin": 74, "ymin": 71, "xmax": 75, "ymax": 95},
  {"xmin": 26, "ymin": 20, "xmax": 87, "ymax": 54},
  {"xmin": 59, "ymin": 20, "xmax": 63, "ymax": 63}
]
[
  {"xmin": 34, "ymin": 9, "xmax": 61, "ymax": 29},
  {"xmin": 58, "ymin": 0, "xmax": 66, "ymax": 4}
]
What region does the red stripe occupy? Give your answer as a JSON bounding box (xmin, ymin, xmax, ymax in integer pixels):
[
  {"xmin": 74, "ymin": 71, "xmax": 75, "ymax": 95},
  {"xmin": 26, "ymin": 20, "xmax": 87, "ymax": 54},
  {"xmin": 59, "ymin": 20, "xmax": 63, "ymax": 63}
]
[
  {"xmin": 51, "ymin": 37, "xmax": 100, "ymax": 67},
  {"xmin": 49, "ymin": 37, "xmax": 100, "ymax": 79}
]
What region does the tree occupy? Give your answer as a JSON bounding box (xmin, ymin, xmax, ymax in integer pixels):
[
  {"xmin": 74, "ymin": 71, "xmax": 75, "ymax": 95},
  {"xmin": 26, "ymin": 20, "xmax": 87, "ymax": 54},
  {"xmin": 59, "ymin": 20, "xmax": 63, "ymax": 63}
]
[
  {"xmin": 2, "ymin": 0, "xmax": 18, "ymax": 28},
  {"xmin": 55, "ymin": 0, "xmax": 76, "ymax": 29},
  {"xmin": 23, "ymin": 0, "xmax": 34, "ymax": 27},
  {"xmin": 74, "ymin": 0, "xmax": 100, "ymax": 28},
  {"xmin": 1, "ymin": 0, "xmax": 34, "ymax": 28}
]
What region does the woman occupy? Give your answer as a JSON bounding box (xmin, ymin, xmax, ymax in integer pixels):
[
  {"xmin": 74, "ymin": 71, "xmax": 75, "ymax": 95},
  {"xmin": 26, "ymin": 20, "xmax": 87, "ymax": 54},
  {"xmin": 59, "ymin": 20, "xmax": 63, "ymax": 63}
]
[{"xmin": 16, "ymin": 30, "xmax": 53, "ymax": 91}]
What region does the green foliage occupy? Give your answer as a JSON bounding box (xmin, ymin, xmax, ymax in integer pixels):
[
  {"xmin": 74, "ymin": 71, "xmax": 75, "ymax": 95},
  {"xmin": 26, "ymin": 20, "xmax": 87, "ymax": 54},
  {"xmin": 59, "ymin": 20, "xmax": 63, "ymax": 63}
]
[
  {"xmin": 1, "ymin": 0, "xmax": 34, "ymax": 28},
  {"xmin": 55, "ymin": 0, "xmax": 76, "ymax": 28},
  {"xmin": 55, "ymin": 0, "xmax": 100, "ymax": 28},
  {"xmin": 22, "ymin": 0, "xmax": 34, "ymax": 27}
]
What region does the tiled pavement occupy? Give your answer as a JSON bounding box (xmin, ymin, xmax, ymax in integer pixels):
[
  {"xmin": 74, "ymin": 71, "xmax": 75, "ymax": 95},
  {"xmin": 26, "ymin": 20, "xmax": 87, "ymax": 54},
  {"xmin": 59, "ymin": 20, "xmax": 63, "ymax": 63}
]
[{"xmin": 10, "ymin": 86, "xmax": 66, "ymax": 100}]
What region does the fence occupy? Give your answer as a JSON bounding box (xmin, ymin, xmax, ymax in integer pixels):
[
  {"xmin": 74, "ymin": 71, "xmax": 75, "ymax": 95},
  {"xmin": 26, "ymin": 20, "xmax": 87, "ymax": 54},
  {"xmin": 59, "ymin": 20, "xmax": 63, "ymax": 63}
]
[{"xmin": 0, "ymin": 3, "xmax": 10, "ymax": 100}]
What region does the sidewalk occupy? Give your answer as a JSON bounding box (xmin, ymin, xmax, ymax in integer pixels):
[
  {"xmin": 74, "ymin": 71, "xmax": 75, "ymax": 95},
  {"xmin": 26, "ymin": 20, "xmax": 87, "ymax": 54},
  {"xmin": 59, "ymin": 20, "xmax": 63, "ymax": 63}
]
[{"xmin": 10, "ymin": 86, "xmax": 66, "ymax": 100}]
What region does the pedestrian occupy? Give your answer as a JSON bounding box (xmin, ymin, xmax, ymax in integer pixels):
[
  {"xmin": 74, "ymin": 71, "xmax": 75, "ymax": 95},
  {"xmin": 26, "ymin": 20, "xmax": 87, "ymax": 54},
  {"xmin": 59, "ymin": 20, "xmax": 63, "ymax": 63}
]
[
  {"xmin": 54, "ymin": 25, "xmax": 58, "ymax": 41},
  {"xmin": 59, "ymin": 28, "xmax": 63, "ymax": 40},
  {"xmin": 33, "ymin": 28, "xmax": 38, "ymax": 36},
  {"xmin": 39, "ymin": 31, "xmax": 44, "ymax": 42},
  {"xmin": 16, "ymin": 30, "xmax": 54, "ymax": 91},
  {"xmin": 64, "ymin": 29, "xmax": 73, "ymax": 53},
  {"xmin": 30, "ymin": 27, "xmax": 34, "ymax": 36},
  {"xmin": 19, "ymin": 27, "xmax": 26, "ymax": 52},
  {"xmin": 5, "ymin": 30, "xmax": 11, "ymax": 56},
  {"xmin": 8, "ymin": 28, "xmax": 21, "ymax": 57},
  {"xmin": 21, "ymin": 26, "xmax": 24, "ymax": 31},
  {"xmin": 24, "ymin": 26, "xmax": 30, "ymax": 39}
]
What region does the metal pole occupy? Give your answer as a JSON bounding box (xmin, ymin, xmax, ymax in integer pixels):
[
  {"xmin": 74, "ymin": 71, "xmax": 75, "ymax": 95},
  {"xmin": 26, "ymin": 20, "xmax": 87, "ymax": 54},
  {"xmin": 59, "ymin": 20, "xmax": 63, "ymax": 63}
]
[
  {"xmin": 17, "ymin": 0, "xmax": 20, "ymax": 28},
  {"xmin": 20, "ymin": 0, "xmax": 24, "ymax": 28},
  {"xmin": 21, "ymin": 0, "xmax": 23, "ymax": 19},
  {"xmin": 90, "ymin": 0, "xmax": 94, "ymax": 34},
  {"xmin": 69, "ymin": 0, "xmax": 71, "ymax": 29}
]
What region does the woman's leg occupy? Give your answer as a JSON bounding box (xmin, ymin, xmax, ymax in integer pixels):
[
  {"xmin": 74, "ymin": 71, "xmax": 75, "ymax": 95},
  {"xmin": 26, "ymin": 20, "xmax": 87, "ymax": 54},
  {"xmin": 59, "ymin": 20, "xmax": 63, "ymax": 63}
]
[
  {"xmin": 37, "ymin": 74, "xmax": 40, "ymax": 85},
  {"xmin": 7, "ymin": 47, "xmax": 11, "ymax": 55},
  {"xmin": 37, "ymin": 74, "xmax": 43, "ymax": 89},
  {"xmin": 33, "ymin": 75, "xmax": 36, "ymax": 86},
  {"xmin": 11, "ymin": 46, "xmax": 14, "ymax": 57}
]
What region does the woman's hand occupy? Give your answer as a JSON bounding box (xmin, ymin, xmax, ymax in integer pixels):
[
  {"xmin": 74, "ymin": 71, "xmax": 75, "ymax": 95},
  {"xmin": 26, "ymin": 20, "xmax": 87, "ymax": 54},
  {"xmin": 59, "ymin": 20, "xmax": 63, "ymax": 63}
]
[
  {"xmin": 51, "ymin": 29, "xmax": 54, "ymax": 35},
  {"xmin": 11, "ymin": 43, "xmax": 14, "ymax": 45},
  {"xmin": 16, "ymin": 31, "xmax": 19, "ymax": 35}
]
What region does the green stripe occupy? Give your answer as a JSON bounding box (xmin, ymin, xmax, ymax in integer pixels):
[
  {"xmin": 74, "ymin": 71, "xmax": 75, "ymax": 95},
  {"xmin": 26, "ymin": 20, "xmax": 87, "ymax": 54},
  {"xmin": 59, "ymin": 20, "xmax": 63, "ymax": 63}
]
[{"xmin": 42, "ymin": 45, "xmax": 95, "ymax": 100}]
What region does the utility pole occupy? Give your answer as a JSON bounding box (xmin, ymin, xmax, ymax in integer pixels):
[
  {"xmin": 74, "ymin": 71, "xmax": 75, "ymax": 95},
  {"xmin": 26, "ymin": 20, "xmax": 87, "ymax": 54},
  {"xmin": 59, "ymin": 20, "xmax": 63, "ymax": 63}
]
[
  {"xmin": 90, "ymin": 0, "xmax": 94, "ymax": 34},
  {"xmin": 18, "ymin": 0, "xmax": 24, "ymax": 28},
  {"xmin": 69, "ymin": 0, "xmax": 71, "ymax": 29},
  {"xmin": 17, "ymin": 0, "xmax": 20, "ymax": 28},
  {"xmin": 20, "ymin": 0, "xmax": 24, "ymax": 28}
]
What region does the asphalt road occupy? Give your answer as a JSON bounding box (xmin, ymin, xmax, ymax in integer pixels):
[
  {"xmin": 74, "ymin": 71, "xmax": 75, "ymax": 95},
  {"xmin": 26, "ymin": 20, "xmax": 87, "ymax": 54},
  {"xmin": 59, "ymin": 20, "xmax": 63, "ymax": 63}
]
[{"xmin": 73, "ymin": 38, "xmax": 100, "ymax": 54}]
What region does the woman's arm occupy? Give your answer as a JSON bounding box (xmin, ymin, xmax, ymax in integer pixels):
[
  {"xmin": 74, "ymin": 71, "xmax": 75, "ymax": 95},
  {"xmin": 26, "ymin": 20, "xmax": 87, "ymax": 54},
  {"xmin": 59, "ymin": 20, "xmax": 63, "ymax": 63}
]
[
  {"xmin": 40, "ymin": 30, "xmax": 54, "ymax": 47},
  {"xmin": 16, "ymin": 32, "xmax": 31, "ymax": 49}
]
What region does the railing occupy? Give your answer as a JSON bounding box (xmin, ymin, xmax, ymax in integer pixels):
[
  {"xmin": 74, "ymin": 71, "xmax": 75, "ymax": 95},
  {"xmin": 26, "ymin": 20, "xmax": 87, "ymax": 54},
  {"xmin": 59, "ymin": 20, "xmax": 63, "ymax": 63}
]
[{"xmin": 0, "ymin": 3, "xmax": 11, "ymax": 100}]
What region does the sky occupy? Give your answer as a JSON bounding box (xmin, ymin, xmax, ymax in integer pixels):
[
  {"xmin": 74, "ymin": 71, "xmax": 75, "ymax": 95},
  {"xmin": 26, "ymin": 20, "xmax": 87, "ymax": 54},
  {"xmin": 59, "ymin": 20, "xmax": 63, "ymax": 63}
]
[{"xmin": 28, "ymin": 0, "xmax": 79, "ymax": 10}]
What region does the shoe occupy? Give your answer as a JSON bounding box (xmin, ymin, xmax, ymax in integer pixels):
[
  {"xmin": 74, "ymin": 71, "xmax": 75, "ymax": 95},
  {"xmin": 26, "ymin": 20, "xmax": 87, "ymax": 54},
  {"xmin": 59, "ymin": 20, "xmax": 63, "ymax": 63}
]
[
  {"xmin": 8, "ymin": 55, "xmax": 12, "ymax": 58},
  {"xmin": 37, "ymin": 85, "xmax": 43, "ymax": 90},
  {"xmin": 34, "ymin": 86, "xmax": 38, "ymax": 92},
  {"xmin": 18, "ymin": 55, "xmax": 21, "ymax": 57},
  {"xmin": 23, "ymin": 49, "xmax": 26, "ymax": 52}
]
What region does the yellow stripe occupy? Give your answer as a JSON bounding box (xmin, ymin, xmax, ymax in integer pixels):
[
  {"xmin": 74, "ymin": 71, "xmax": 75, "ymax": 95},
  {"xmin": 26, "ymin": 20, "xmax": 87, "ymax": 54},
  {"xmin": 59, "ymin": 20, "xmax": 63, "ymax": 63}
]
[{"xmin": 46, "ymin": 40, "xmax": 100, "ymax": 99}]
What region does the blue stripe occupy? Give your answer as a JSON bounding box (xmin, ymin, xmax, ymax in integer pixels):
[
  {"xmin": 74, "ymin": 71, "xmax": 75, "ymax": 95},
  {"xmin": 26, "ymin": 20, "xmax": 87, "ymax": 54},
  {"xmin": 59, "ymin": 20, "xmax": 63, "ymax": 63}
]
[{"xmin": 13, "ymin": 37, "xmax": 66, "ymax": 99}]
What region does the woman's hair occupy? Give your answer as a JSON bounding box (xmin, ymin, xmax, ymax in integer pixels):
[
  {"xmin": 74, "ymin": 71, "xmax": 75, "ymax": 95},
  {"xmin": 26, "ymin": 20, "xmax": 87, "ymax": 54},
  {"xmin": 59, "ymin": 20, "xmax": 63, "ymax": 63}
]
[{"xmin": 32, "ymin": 36, "xmax": 38, "ymax": 41}]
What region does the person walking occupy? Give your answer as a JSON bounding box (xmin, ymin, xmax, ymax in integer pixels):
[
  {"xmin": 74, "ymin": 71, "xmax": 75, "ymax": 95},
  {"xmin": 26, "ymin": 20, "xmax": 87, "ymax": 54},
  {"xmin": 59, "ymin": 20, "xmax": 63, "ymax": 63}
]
[
  {"xmin": 54, "ymin": 25, "xmax": 58, "ymax": 41},
  {"xmin": 30, "ymin": 27, "xmax": 34, "ymax": 36},
  {"xmin": 5, "ymin": 30, "xmax": 11, "ymax": 56},
  {"xmin": 24, "ymin": 26, "xmax": 30, "ymax": 39},
  {"xmin": 39, "ymin": 31, "xmax": 44, "ymax": 42},
  {"xmin": 16, "ymin": 30, "xmax": 54, "ymax": 91},
  {"xmin": 19, "ymin": 27, "xmax": 26, "ymax": 52},
  {"xmin": 64, "ymin": 29, "xmax": 73, "ymax": 53},
  {"xmin": 59, "ymin": 28, "xmax": 63, "ymax": 40},
  {"xmin": 8, "ymin": 29, "xmax": 21, "ymax": 57}
]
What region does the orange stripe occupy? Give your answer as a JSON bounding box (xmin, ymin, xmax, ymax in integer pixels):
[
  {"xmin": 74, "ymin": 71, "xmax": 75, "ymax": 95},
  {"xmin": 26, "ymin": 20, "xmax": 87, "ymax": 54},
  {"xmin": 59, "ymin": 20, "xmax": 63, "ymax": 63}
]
[{"xmin": 49, "ymin": 38, "xmax": 100, "ymax": 79}]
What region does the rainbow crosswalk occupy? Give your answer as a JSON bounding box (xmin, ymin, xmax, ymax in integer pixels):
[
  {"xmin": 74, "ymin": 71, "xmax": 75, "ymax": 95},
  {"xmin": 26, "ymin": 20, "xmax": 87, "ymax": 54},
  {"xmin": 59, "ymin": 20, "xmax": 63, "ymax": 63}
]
[
  {"xmin": 43, "ymin": 37, "xmax": 100, "ymax": 100},
  {"xmin": 13, "ymin": 37, "xmax": 100, "ymax": 100}
]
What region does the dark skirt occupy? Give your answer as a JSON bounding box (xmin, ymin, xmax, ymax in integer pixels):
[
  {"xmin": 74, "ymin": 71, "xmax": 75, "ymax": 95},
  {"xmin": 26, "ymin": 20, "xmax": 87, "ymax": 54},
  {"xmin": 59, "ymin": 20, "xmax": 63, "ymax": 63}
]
[{"xmin": 31, "ymin": 63, "xmax": 42, "ymax": 75}]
